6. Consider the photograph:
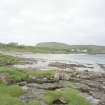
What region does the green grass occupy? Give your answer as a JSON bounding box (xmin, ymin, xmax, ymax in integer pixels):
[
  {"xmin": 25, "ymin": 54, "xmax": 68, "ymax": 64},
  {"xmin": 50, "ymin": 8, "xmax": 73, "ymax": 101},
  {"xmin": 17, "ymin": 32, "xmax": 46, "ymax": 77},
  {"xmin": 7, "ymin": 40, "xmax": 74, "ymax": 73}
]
[
  {"xmin": 0, "ymin": 84, "xmax": 23, "ymax": 97},
  {"xmin": 26, "ymin": 69, "xmax": 55, "ymax": 78},
  {"xmin": 0, "ymin": 54, "xmax": 21, "ymax": 66},
  {"xmin": 0, "ymin": 67, "xmax": 55, "ymax": 84},
  {"xmin": 0, "ymin": 95, "xmax": 24, "ymax": 105},
  {"xmin": 0, "ymin": 67, "xmax": 28, "ymax": 82},
  {"xmin": 0, "ymin": 66, "xmax": 92, "ymax": 105},
  {"xmin": 0, "ymin": 84, "xmax": 24, "ymax": 105},
  {"xmin": 0, "ymin": 84, "xmax": 41, "ymax": 105},
  {"xmin": 28, "ymin": 100, "xmax": 41, "ymax": 105},
  {"xmin": 44, "ymin": 88, "xmax": 91, "ymax": 105}
]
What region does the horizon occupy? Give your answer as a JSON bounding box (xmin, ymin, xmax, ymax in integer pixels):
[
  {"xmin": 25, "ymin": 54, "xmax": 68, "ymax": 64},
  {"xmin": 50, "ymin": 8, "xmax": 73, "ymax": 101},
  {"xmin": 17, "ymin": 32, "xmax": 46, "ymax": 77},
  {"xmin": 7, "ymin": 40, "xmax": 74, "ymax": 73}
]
[{"xmin": 0, "ymin": 41, "xmax": 105, "ymax": 46}]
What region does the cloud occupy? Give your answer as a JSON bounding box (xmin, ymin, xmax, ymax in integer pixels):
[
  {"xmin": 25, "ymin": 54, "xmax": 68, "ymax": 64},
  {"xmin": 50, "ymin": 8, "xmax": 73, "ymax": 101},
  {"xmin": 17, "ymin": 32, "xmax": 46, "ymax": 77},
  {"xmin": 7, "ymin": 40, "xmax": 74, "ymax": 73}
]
[{"xmin": 0, "ymin": 0, "xmax": 105, "ymax": 45}]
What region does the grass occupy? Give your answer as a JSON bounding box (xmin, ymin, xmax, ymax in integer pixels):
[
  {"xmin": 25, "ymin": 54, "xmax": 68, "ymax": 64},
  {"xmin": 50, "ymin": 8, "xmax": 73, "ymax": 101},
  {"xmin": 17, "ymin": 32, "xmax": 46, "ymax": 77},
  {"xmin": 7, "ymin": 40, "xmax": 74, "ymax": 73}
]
[
  {"xmin": 28, "ymin": 101, "xmax": 41, "ymax": 105},
  {"xmin": 0, "ymin": 67, "xmax": 55, "ymax": 84},
  {"xmin": 44, "ymin": 88, "xmax": 91, "ymax": 105},
  {"xmin": 0, "ymin": 84, "xmax": 41, "ymax": 105},
  {"xmin": 26, "ymin": 69, "xmax": 55, "ymax": 78},
  {"xmin": 0, "ymin": 54, "xmax": 22, "ymax": 66},
  {"xmin": 0, "ymin": 67, "xmax": 28, "ymax": 82},
  {"xmin": 0, "ymin": 84, "xmax": 23, "ymax": 97},
  {"xmin": 0, "ymin": 95, "xmax": 24, "ymax": 105},
  {"xmin": 0, "ymin": 84, "xmax": 24, "ymax": 105},
  {"xmin": 0, "ymin": 66, "xmax": 91, "ymax": 105}
]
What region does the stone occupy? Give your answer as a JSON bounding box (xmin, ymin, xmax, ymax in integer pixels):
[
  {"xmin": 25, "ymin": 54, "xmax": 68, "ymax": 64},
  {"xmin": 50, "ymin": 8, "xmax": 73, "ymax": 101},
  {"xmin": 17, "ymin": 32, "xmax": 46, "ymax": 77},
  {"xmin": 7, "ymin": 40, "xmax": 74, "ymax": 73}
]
[
  {"xmin": 27, "ymin": 82, "xmax": 63, "ymax": 90},
  {"xmin": 0, "ymin": 73, "xmax": 14, "ymax": 85},
  {"xmin": 52, "ymin": 97, "xmax": 67, "ymax": 105},
  {"xmin": 20, "ymin": 95, "xmax": 35, "ymax": 103},
  {"xmin": 17, "ymin": 81, "xmax": 27, "ymax": 86},
  {"xmin": 31, "ymin": 77, "xmax": 57, "ymax": 84},
  {"xmin": 22, "ymin": 86, "xmax": 30, "ymax": 93}
]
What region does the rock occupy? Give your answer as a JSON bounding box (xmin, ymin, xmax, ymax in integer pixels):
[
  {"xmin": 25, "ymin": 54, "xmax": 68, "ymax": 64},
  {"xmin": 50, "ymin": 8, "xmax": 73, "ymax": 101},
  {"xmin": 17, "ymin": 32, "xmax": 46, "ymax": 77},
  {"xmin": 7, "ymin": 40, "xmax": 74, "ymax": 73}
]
[
  {"xmin": 90, "ymin": 92, "xmax": 104, "ymax": 99},
  {"xmin": 64, "ymin": 73, "xmax": 70, "ymax": 80},
  {"xmin": 54, "ymin": 70, "xmax": 70, "ymax": 81},
  {"xmin": 22, "ymin": 86, "xmax": 30, "ymax": 92},
  {"xmin": 27, "ymin": 83, "xmax": 63, "ymax": 90},
  {"xmin": 98, "ymin": 94, "xmax": 105, "ymax": 105},
  {"xmin": 74, "ymin": 83, "xmax": 90, "ymax": 93},
  {"xmin": 42, "ymin": 83, "xmax": 63, "ymax": 90},
  {"xmin": 86, "ymin": 96, "xmax": 100, "ymax": 105},
  {"xmin": 49, "ymin": 62, "xmax": 87, "ymax": 69},
  {"xmin": 31, "ymin": 77, "xmax": 57, "ymax": 84},
  {"xmin": 17, "ymin": 81, "xmax": 27, "ymax": 86},
  {"xmin": 0, "ymin": 73, "xmax": 14, "ymax": 85},
  {"xmin": 59, "ymin": 97, "xmax": 68, "ymax": 104},
  {"xmin": 20, "ymin": 95, "xmax": 35, "ymax": 103},
  {"xmin": 52, "ymin": 97, "xmax": 67, "ymax": 105}
]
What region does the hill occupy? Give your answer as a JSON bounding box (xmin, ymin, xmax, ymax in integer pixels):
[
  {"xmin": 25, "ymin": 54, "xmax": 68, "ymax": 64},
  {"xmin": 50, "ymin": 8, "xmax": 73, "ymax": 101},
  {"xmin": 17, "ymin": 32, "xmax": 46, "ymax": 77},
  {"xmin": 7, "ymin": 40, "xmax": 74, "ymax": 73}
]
[
  {"xmin": 0, "ymin": 42, "xmax": 105, "ymax": 54},
  {"xmin": 36, "ymin": 42, "xmax": 70, "ymax": 49}
]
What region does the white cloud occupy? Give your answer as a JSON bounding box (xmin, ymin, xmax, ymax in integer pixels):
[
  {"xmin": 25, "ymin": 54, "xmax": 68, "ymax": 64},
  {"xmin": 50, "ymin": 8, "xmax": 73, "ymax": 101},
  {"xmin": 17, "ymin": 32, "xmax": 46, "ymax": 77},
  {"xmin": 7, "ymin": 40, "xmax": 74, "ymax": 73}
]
[{"xmin": 0, "ymin": 0, "xmax": 105, "ymax": 45}]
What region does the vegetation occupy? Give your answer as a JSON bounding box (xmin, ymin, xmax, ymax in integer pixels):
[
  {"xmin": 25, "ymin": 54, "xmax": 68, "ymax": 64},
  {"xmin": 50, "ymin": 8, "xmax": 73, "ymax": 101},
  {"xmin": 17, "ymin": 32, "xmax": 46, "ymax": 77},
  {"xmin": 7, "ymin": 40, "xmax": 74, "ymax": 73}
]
[
  {"xmin": 0, "ymin": 42, "xmax": 93, "ymax": 105},
  {"xmin": 0, "ymin": 67, "xmax": 28, "ymax": 82},
  {"xmin": 0, "ymin": 84, "xmax": 41, "ymax": 105},
  {"xmin": 0, "ymin": 42, "xmax": 105, "ymax": 54},
  {"xmin": 0, "ymin": 67, "xmax": 55, "ymax": 83},
  {"xmin": 44, "ymin": 88, "xmax": 91, "ymax": 105},
  {"xmin": 28, "ymin": 101, "xmax": 40, "ymax": 105},
  {"xmin": 0, "ymin": 66, "xmax": 92, "ymax": 105},
  {"xmin": 0, "ymin": 54, "xmax": 21, "ymax": 66},
  {"xmin": 36, "ymin": 42, "xmax": 70, "ymax": 49},
  {"xmin": 0, "ymin": 67, "xmax": 54, "ymax": 105},
  {"xmin": 0, "ymin": 84, "xmax": 24, "ymax": 105}
]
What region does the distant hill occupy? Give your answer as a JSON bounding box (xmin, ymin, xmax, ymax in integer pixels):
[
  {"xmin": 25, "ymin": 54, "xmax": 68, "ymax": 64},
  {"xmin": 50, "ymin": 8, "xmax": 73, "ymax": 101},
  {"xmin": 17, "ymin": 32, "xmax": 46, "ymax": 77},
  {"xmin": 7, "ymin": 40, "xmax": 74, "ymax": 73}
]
[
  {"xmin": 0, "ymin": 42, "xmax": 105, "ymax": 54},
  {"xmin": 36, "ymin": 42, "xmax": 105, "ymax": 54},
  {"xmin": 36, "ymin": 42, "xmax": 70, "ymax": 49}
]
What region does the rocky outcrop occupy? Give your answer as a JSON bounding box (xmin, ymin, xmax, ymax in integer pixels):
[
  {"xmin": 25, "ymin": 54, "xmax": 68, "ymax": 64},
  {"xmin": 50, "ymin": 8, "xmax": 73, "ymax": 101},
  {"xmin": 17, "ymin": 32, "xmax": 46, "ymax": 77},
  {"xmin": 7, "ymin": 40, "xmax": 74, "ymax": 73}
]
[{"xmin": 67, "ymin": 70, "xmax": 105, "ymax": 105}]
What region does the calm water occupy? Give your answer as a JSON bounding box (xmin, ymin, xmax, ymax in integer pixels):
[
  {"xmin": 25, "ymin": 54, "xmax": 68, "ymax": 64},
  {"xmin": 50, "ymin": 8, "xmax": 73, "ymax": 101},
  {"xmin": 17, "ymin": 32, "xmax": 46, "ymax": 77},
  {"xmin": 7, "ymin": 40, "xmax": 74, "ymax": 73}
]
[
  {"xmin": 1, "ymin": 51, "xmax": 105, "ymax": 64},
  {"xmin": 20, "ymin": 54, "xmax": 105, "ymax": 64}
]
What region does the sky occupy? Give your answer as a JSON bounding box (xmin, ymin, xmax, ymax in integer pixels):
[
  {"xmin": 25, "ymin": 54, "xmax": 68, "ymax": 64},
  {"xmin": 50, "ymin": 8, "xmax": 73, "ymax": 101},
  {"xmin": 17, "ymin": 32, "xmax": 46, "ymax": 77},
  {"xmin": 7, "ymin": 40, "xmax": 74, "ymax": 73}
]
[{"xmin": 0, "ymin": 0, "xmax": 105, "ymax": 45}]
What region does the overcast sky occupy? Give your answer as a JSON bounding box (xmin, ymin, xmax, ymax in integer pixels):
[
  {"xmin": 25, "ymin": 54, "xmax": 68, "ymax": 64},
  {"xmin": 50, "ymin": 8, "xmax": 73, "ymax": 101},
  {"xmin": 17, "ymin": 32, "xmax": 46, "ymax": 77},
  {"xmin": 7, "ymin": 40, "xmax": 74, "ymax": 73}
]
[{"xmin": 0, "ymin": 0, "xmax": 105, "ymax": 45}]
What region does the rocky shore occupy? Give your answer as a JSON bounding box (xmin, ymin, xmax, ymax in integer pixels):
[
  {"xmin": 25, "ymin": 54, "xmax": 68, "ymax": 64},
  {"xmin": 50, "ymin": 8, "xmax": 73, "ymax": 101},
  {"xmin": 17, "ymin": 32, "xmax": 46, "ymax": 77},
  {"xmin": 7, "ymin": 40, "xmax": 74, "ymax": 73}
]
[
  {"xmin": 48, "ymin": 62, "xmax": 105, "ymax": 105},
  {"xmin": 67, "ymin": 70, "xmax": 105, "ymax": 105},
  {"xmin": 0, "ymin": 51, "xmax": 105, "ymax": 105},
  {"xmin": 15, "ymin": 69, "xmax": 105, "ymax": 105}
]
